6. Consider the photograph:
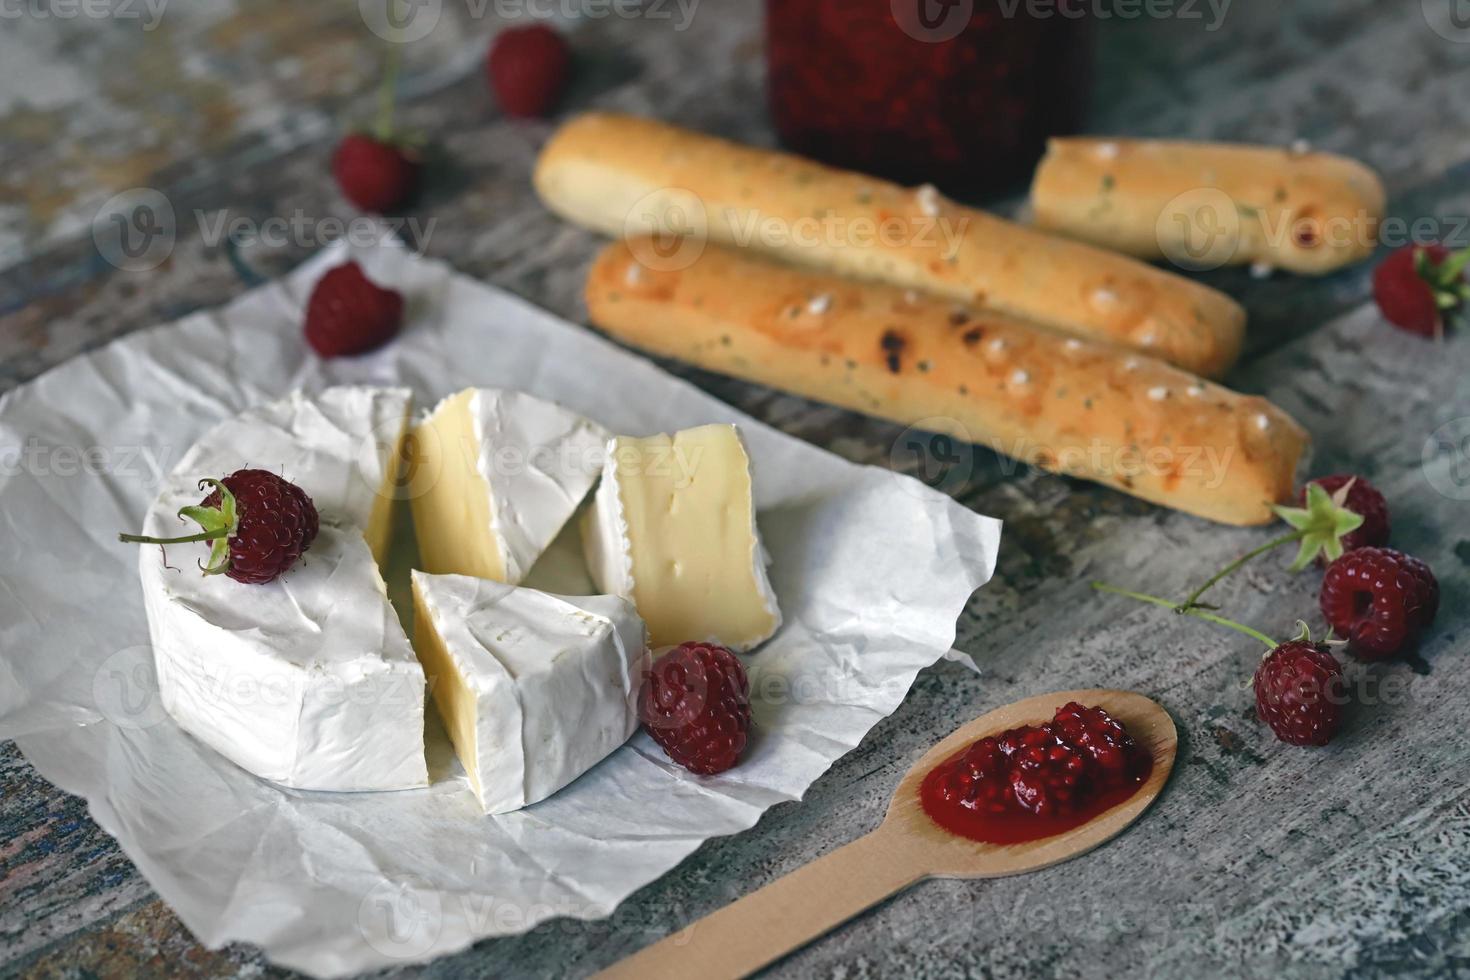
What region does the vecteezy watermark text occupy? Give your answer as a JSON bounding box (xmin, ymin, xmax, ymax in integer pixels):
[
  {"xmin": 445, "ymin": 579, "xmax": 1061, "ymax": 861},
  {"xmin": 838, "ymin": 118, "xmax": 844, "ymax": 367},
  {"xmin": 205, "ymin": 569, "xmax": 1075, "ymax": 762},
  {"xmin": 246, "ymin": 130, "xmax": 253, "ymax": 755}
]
[
  {"xmin": 92, "ymin": 187, "xmax": 439, "ymax": 272},
  {"xmin": 195, "ymin": 211, "xmax": 438, "ymax": 253},
  {"xmin": 888, "ymin": 419, "xmax": 1238, "ymax": 500},
  {"xmin": 377, "ymin": 427, "xmax": 709, "ymax": 504},
  {"xmin": 619, "ymin": 186, "xmax": 970, "ymax": 273},
  {"xmin": 0, "ymin": 0, "xmax": 167, "ymax": 30},
  {"xmin": 997, "ymin": 0, "xmax": 1230, "ymax": 28},
  {"xmin": 892, "ymin": 0, "xmax": 1230, "ymax": 43},
  {"xmin": 360, "ymin": 0, "xmax": 701, "ymax": 43},
  {"xmin": 1156, "ymin": 186, "xmax": 1470, "ymax": 272},
  {"xmin": 724, "ymin": 210, "xmax": 969, "ymax": 262},
  {"xmin": 0, "ymin": 438, "xmax": 171, "ymax": 485}
]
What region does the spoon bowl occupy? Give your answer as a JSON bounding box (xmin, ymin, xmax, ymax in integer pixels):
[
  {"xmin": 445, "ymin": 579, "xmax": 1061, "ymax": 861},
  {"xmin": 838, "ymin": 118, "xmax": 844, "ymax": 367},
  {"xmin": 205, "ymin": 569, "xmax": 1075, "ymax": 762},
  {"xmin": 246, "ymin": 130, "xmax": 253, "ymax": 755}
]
[{"xmin": 883, "ymin": 688, "xmax": 1177, "ymax": 878}]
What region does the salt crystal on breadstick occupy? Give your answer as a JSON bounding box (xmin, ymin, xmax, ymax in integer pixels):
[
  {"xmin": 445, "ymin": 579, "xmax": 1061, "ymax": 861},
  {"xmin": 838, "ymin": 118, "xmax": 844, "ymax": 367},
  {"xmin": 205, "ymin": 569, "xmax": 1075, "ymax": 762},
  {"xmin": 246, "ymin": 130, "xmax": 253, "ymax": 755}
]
[
  {"xmin": 1031, "ymin": 138, "xmax": 1385, "ymax": 276},
  {"xmin": 537, "ymin": 112, "xmax": 1246, "ymax": 378},
  {"xmin": 585, "ymin": 239, "xmax": 1308, "ymax": 527}
]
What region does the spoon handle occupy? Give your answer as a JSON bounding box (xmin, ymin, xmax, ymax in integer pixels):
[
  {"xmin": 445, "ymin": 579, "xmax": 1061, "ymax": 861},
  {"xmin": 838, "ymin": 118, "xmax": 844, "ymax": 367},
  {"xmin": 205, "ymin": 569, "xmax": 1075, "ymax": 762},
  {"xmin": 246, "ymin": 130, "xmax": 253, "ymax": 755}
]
[{"xmin": 594, "ymin": 826, "xmax": 927, "ymax": 980}]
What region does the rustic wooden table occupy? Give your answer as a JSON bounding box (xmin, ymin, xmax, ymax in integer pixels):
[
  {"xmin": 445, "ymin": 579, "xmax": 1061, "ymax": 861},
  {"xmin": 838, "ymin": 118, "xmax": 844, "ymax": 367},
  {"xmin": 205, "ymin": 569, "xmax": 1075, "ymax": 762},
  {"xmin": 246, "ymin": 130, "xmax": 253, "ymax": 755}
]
[{"xmin": 3, "ymin": 1, "xmax": 1470, "ymax": 977}]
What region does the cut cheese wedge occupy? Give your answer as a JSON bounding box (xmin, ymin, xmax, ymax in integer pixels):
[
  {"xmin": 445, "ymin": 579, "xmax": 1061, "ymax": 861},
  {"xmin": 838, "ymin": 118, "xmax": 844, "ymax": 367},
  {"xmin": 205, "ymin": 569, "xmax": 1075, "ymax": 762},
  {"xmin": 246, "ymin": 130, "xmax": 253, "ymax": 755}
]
[
  {"xmin": 409, "ymin": 388, "xmax": 608, "ymax": 585},
  {"xmin": 582, "ymin": 423, "xmax": 782, "ymax": 652},
  {"xmin": 411, "ymin": 571, "xmax": 647, "ymax": 814},
  {"xmin": 137, "ymin": 387, "xmax": 428, "ymax": 792}
]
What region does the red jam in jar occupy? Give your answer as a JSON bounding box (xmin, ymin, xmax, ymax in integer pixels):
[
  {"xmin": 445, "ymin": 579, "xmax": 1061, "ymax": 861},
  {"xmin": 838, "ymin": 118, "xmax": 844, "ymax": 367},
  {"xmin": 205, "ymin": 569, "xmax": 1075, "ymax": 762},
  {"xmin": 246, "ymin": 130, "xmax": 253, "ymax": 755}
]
[
  {"xmin": 920, "ymin": 702, "xmax": 1151, "ymax": 845},
  {"xmin": 766, "ymin": 0, "xmax": 1092, "ymax": 196}
]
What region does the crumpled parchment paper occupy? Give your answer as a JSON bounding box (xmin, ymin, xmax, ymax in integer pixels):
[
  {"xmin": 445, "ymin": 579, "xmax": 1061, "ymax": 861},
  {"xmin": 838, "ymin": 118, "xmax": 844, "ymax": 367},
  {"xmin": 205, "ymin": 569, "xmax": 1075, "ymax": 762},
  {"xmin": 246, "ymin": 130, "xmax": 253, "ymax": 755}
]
[{"xmin": 0, "ymin": 240, "xmax": 1000, "ymax": 977}]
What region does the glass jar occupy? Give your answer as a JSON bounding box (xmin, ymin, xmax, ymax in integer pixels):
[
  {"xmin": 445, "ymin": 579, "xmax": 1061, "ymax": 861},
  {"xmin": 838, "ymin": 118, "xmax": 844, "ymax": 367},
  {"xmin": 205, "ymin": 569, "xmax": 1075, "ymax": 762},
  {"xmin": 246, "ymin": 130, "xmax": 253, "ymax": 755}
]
[{"xmin": 766, "ymin": 0, "xmax": 1093, "ymax": 197}]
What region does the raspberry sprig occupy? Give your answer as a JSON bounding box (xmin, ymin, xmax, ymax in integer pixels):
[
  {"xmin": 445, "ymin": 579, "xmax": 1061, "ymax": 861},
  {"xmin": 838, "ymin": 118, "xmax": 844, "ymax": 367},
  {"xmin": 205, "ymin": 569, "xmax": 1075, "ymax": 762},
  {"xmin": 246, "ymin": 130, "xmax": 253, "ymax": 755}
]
[
  {"xmin": 1092, "ymin": 470, "xmax": 1442, "ymax": 744},
  {"xmin": 1093, "ymin": 580, "xmax": 1348, "ymax": 746},
  {"xmin": 120, "ymin": 469, "xmax": 319, "ymax": 585}
]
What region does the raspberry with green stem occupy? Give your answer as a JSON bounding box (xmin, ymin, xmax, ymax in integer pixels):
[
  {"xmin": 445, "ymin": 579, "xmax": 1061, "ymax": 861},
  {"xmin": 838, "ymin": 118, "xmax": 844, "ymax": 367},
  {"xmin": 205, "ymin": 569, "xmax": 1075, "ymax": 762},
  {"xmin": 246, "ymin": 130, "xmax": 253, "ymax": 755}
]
[
  {"xmin": 120, "ymin": 469, "xmax": 319, "ymax": 585},
  {"xmin": 1091, "ymin": 582, "xmax": 1348, "ymax": 746}
]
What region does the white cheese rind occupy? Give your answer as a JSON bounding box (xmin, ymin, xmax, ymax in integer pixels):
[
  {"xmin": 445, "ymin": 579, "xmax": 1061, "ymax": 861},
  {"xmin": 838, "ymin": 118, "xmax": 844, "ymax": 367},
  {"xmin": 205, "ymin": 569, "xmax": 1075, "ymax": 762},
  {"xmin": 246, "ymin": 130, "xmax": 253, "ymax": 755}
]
[
  {"xmin": 411, "ymin": 571, "xmax": 646, "ymax": 814},
  {"xmin": 469, "ymin": 389, "xmax": 609, "ymax": 584},
  {"xmin": 582, "ymin": 442, "xmax": 635, "ymax": 598},
  {"xmin": 582, "ymin": 424, "xmax": 781, "ymax": 652},
  {"xmin": 137, "ymin": 387, "xmax": 428, "ymax": 792},
  {"xmin": 415, "ymin": 388, "xmax": 608, "ymax": 585}
]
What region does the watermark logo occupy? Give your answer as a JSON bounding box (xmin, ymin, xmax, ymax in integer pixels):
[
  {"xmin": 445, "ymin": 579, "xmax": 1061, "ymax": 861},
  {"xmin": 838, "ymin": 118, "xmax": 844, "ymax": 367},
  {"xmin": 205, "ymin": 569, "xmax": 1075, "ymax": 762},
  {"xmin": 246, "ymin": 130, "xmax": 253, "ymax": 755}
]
[
  {"xmin": 1423, "ymin": 416, "xmax": 1470, "ymax": 500},
  {"xmin": 622, "ymin": 188, "xmax": 709, "ymax": 272},
  {"xmin": 360, "ymin": 0, "xmax": 441, "ymax": 43},
  {"xmin": 93, "ymin": 188, "xmax": 176, "ymax": 272},
  {"xmin": 92, "ymin": 645, "xmax": 169, "ymax": 730},
  {"xmin": 362, "ymin": 418, "xmax": 441, "ymax": 504},
  {"xmin": 889, "ymin": 419, "xmax": 977, "ymax": 498},
  {"xmin": 359, "ymin": 875, "xmax": 444, "ymax": 960},
  {"xmin": 1156, "ymin": 187, "xmax": 1242, "ymax": 271},
  {"xmin": 892, "ymin": 0, "xmax": 973, "ymax": 42},
  {"xmin": 1423, "ymin": 0, "xmax": 1470, "ymax": 43}
]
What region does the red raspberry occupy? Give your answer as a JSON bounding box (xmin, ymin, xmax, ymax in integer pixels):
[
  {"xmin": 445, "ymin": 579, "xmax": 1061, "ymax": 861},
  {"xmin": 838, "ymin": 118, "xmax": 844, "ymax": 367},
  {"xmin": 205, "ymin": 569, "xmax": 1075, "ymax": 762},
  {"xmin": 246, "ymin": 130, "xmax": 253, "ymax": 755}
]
[
  {"xmin": 304, "ymin": 262, "xmax": 404, "ymax": 358},
  {"xmin": 487, "ymin": 24, "xmax": 571, "ymax": 118},
  {"xmin": 1299, "ymin": 475, "xmax": 1390, "ymax": 559},
  {"xmin": 332, "ymin": 133, "xmax": 420, "ymax": 214},
  {"xmin": 1051, "ymin": 701, "xmax": 1144, "ymax": 788},
  {"xmin": 122, "ymin": 469, "xmax": 319, "ymax": 585},
  {"xmin": 1253, "ymin": 641, "xmax": 1345, "ymax": 746},
  {"xmin": 200, "ymin": 470, "xmax": 320, "ymax": 584},
  {"xmin": 1372, "ymin": 243, "xmax": 1470, "ymax": 338},
  {"xmin": 1008, "ymin": 729, "xmax": 1090, "ymax": 818},
  {"xmin": 639, "ymin": 642, "xmax": 751, "ymax": 775},
  {"xmin": 1320, "ymin": 547, "xmax": 1439, "ymax": 660}
]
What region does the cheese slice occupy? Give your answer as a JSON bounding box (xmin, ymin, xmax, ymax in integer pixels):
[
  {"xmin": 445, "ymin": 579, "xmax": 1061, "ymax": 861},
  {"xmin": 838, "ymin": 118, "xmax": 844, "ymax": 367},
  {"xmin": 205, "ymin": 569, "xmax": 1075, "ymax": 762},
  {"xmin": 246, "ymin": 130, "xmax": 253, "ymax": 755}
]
[
  {"xmin": 582, "ymin": 423, "xmax": 782, "ymax": 651},
  {"xmin": 137, "ymin": 387, "xmax": 428, "ymax": 792},
  {"xmin": 411, "ymin": 571, "xmax": 646, "ymax": 814},
  {"xmin": 409, "ymin": 388, "xmax": 608, "ymax": 585}
]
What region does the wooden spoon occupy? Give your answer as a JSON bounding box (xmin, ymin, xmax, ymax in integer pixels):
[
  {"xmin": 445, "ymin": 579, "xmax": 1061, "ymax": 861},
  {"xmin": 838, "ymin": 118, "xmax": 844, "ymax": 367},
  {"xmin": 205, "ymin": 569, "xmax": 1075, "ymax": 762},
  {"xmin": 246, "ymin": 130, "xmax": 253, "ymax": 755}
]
[{"xmin": 594, "ymin": 689, "xmax": 1176, "ymax": 980}]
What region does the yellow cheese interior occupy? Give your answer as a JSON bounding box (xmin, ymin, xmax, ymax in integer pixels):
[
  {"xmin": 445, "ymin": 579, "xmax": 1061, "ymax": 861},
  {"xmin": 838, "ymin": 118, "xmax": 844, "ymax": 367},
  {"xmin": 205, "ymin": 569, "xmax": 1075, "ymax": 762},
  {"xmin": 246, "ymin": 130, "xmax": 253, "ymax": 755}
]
[
  {"xmin": 411, "ymin": 576, "xmax": 483, "ymax": 800},
  {"xmin": 364, "ymin": 405, "xmax": 411, "ymax": 567},
  {"xmin": 615, "ymin": 424, "xmax": 777, "ymax": 649},
  {"xmin": 408, "ymin": 390, "xmax": 508, "ymax": 582}
]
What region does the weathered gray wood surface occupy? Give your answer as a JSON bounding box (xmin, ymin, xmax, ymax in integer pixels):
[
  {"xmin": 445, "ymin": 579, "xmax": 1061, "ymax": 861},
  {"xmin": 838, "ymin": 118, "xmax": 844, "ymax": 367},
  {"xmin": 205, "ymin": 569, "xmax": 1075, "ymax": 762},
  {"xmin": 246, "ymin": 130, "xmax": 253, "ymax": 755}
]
[{"xmin": 3, "ymin": 1, "xmax": 1470, "ymax": 977}]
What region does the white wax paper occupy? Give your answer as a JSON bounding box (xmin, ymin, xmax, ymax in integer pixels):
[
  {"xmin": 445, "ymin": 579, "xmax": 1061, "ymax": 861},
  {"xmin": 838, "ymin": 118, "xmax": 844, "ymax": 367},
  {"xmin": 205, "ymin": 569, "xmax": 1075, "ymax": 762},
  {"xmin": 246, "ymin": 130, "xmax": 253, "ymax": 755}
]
[{"xmin": 0, "ymin": 241, "xmax": 1000, "ymax": 977}]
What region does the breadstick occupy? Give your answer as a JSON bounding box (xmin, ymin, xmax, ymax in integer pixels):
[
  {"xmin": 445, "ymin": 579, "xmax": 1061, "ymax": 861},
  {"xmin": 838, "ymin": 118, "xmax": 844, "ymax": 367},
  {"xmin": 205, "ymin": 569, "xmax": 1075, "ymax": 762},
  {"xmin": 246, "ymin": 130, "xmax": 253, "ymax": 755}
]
[
  {"xmin": 536, "ymin": 112, "xmax": 1246, "ymax": 378},
  {"xmin": 1031, "ymin": 138, "xmax": 1386, "ymax": 275},
  {"xmin": 586, "ymin": 239, "xmax": 1308, "ymax": 527}
]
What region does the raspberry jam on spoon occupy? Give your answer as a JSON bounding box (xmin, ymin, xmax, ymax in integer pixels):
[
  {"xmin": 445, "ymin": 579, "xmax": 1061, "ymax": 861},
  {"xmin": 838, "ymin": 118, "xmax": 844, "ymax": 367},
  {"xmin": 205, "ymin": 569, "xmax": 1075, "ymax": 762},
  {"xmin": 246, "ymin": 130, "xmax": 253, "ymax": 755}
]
[
  {"xmin": 919, "ymin": 702, "xmax": 1154, "ymax": 845},
  {"xmin": 596, "ymin": 690, "xmax": 1176, "ymax": 980}
]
